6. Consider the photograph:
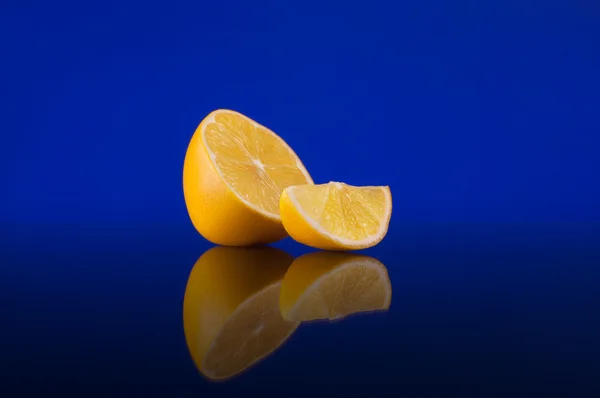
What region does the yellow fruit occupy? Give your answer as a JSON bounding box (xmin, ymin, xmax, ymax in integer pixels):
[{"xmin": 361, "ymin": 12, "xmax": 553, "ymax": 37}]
[
  {"xmin": 280, "ymin": 182, "xmax": 392, "ymax": 250},
  {"xmin": 280, "ymin": 251, "xmax": 392, "ymax": 322},
  {"xmin": 182, "ymin": 246, "xmax": 299, "ymax": 381},
  {"xmin": 183, "ymin": 109, "xmax": 313, "ymax": 246}
]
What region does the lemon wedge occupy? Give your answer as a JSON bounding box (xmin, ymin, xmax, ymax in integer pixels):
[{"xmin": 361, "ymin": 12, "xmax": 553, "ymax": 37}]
[{"xmin": 280, "ymin": 182, "xmax": 392, "ymax": 250}]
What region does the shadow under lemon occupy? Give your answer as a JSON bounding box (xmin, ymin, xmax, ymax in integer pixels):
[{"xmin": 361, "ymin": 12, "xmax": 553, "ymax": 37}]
[
  {"xmin": 280, "ymin": 251, "xmax": 392, "ymax": 322},
  {"xmin": 182, "ymin": 246, "xmax": 298, "ymax": 382}
]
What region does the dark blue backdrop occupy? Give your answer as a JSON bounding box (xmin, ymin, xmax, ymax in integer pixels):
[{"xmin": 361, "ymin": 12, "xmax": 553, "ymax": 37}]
[
  {"xmin": 2, "ymin": 2, "xmax": 600, "ymax": 396},
  {"xmin": 2, "ymin": 0, "xmax": 599, "ymax": 224}
]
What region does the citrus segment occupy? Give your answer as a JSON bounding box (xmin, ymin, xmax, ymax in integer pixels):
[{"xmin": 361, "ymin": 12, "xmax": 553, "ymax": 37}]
[
  {"xmin": 280, "ymin": 182, "xmax": 392, "ymax": 250},
  {"xmin": 183, "ymin": 109, "xmax": 313, "ymax": 246},
  {"xmin": 183, "ymin": 246, "xmax": 299, "ymax": 381},
  {"xmin": 280, "ymin": 251, "xmax": 392, "ymax": 322}
]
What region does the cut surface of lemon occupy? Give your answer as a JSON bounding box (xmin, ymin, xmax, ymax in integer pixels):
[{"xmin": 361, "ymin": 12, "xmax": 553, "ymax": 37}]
[
  {"xmin": 183, "ymin": 109, "xmax": 313, "ymax": 246},
  {"xmin": 183, "ymin": 246, "xmax": 299, "ymax": 381},
  {"xmin": 280, "ymin": 182, "xmax": 392, "ymax": 250},
  {"xmin": 280, "ymin": 251, "xmax": 392, "ymax": 322}
]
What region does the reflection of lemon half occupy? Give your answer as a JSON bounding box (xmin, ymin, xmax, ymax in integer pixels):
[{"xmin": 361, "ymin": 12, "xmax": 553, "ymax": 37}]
[
  {"xmin": 183, "ymin": 246, "xmax": 299, "ymax": 381},
  {"xmin": 280, "ymin": 251, "xmax": 392, "ymax": 322},
  {"xmin": 183, "ymin": 110, "xmax": 313, "ymax": 246}
]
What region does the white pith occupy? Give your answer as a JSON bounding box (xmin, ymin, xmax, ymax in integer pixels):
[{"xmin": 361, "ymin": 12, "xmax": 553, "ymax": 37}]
[
  {"xmin": 286, "ymin": 183, "xmax": 392, "ymax": 247},
  {"xmin": 201, "ymin": 109, "xmax": 313, "ymax": 221}
]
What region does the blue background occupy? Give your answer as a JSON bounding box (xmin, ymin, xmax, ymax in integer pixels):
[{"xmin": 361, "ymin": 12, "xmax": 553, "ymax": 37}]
[
  {"xmin": 1, "ymin": 1, "xmax": 600, "ymax": 396},
  {"xmin": 2, "ymin": 0, "xmax": 599, "ymax": 224}
]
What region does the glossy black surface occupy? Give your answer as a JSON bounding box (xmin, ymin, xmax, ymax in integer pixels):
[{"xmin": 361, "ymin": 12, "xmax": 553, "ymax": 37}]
[{"xmin": 1, "ymin": 223, "xmax": 599, "ymax": 397}]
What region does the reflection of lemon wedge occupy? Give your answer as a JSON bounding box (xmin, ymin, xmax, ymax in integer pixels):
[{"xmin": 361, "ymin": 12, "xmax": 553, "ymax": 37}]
[
  {"xmin": 183, "ymin": 109, "xmax": 313, "ymax": 246},
  {"xmin": 280, "ymin": 182, "xmax": 392, "ymax": 250},
  {"xmin": 279, "ymin": 251, "xmax": 392, "ymax": 322},
  {"xmin": 183, "ymin": 246, "xmax": 299, "ymax": 381}
]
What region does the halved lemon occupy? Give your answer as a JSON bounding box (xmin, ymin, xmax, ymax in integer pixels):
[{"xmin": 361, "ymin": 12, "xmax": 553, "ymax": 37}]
[
  {"xmin": 183, "ymin": 246, "xmax": 299, "ymax": 381},
  {"xmin": 279, "ymin": 251, "xmax": 392, "ymax": 322},
  {"xmin": 280, "ymin": 182, "xmax": 392, "ymax": 250},
  {"xmin": 183, "ymin": 109, "xmax": 313, "ymax": 246}
]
